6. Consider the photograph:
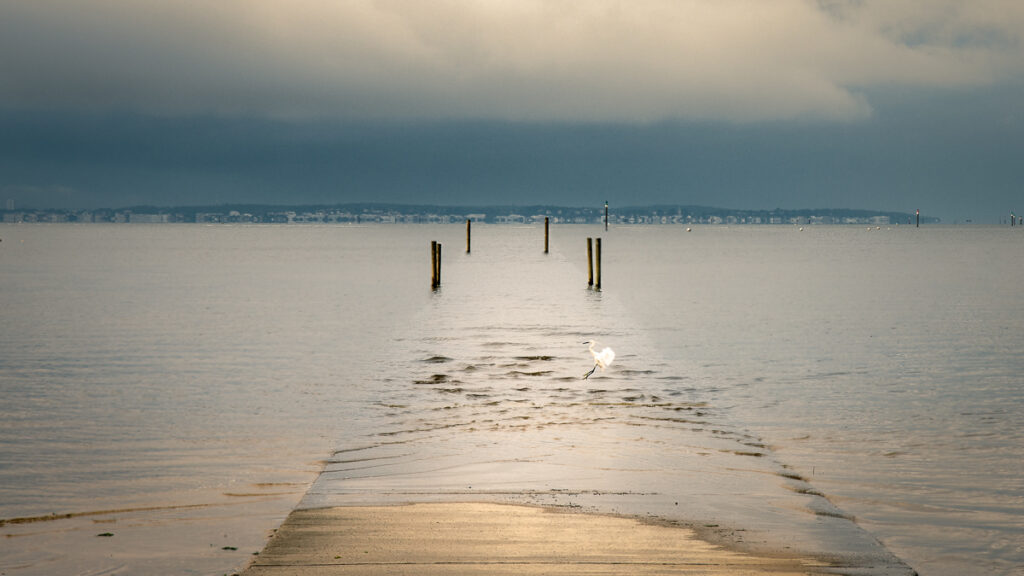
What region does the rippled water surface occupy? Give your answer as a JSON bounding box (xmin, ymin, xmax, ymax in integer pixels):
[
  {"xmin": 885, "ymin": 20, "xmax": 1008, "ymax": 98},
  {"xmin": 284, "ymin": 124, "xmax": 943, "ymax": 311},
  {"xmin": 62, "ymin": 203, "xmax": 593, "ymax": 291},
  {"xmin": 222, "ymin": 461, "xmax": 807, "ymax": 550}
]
[{"xmin": 1, "ymin": 224, "xmax": 1021, "ymax": 575}]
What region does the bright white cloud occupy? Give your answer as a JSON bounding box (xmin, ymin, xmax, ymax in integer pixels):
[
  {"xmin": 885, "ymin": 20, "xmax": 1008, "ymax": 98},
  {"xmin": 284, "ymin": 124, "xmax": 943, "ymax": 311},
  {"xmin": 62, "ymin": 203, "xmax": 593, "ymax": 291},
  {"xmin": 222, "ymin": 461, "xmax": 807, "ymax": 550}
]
[{"xmin": 1, "ymin": 0, "xmax": 1022, "ymax": 122}]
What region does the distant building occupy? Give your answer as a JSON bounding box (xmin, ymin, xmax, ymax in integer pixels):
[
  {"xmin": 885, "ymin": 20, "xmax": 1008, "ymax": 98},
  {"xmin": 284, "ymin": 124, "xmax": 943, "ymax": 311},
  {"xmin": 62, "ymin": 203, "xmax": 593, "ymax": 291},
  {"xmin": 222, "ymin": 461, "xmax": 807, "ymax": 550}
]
[
  {"xmin": 196, "ymin": 212, "xmax": 223, "ymax": 223},
  {"xmin": 494, "ymin": 214, "xmax": 525, "ymax": 224},
  {"xmin": 129, "ymin": 213, "xmax": 170, "ymax": 223}
]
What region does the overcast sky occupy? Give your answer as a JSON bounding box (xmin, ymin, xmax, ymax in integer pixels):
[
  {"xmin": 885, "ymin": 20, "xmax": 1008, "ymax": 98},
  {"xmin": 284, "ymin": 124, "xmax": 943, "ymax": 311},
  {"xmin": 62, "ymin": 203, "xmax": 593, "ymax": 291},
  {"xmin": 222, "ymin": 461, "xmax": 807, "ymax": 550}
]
[{"xmin": 2, "ymin": 0, "xmax": 1023, "ymax": 221}]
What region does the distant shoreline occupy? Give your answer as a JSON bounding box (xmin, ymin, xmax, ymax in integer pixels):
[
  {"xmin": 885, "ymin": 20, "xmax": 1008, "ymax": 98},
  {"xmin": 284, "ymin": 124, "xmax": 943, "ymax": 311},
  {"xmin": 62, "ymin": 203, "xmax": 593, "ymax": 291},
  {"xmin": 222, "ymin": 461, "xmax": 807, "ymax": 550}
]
[{"xmin": 2, "ymin": 202, "xmax": 939, "ymax": 226}]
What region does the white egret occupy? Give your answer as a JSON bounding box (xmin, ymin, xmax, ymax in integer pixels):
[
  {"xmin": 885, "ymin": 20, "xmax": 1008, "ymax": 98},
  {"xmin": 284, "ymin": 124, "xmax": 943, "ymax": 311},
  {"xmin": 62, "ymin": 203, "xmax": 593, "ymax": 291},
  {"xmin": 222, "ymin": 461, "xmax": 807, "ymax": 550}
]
[{"xmin": 582, "ymin": 341, "xmax": 615, "ymax": 379}]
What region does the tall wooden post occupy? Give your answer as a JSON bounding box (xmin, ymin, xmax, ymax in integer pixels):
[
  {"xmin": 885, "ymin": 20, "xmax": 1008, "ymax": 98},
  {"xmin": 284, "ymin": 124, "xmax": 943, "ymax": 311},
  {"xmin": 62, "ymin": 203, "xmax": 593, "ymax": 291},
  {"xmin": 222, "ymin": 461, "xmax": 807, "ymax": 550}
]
[
  {"xmin": 587, "ymin": 238, "xmax": 594, "ymax": 286},
  {"xmin": 544, "ymin": 217, "xmax": 549, "ymax": 253},
  {"xmin": 466, "ymin": 219, "xmax": 471, "ymax": 253},
  {"xmin": 436, "ymin": 243, "xmax": 442, "ymax": 287},
  {"xmin": 604, "ymin": 201, "xmax": 609, "ymax": 231},
  {"xmin": 916, "ymin": 209, "xmax": 919, "ymax": 228},
  {"xmin": 596, "ymin": 237, "xmax": 602, "ymax": 290},
  {"xmin": 431, "ymin": 241, "xmax": 438, "ymax": 288}
]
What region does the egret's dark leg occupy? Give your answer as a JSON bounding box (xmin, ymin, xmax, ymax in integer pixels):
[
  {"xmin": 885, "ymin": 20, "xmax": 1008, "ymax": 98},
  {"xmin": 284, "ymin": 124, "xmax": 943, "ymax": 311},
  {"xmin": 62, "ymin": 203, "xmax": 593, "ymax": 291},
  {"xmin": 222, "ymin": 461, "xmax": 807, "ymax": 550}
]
[{"xmin": 582, "ymin": 364, "xmax": 597, "ymax": 379}]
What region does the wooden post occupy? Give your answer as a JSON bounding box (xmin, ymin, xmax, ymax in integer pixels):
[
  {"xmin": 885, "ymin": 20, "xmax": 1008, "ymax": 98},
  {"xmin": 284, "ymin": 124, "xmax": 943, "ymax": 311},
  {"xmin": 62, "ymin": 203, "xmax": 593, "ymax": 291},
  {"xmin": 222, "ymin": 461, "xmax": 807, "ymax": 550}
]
[
  {"xmin": 604, "ymin": 201, "xmax": 609, "ymax": 231},
  {"xmin": 436, "ymin": 243, "xmax": 442, "ymax": 287},
  {"xmin": 596, "ymin": 237, "xmax": 602, "ymax": 290},
  {"xmin": 587, "ymin": 237, "xmax": 594, "ymax": 286},
  {"xmin": 431, "ymin": 241, "xmax": 438, "ymax": 288},
  {"xmin": 466, "ymin": 219, "xmax": 471, "ymax": 253},
  {"xmin": 916, "ymin": 209, "xmax": 919, "ymax": 228},
  {"xmin": 544, "ymin": 217, "xmax": 549, "ymax": 253}
]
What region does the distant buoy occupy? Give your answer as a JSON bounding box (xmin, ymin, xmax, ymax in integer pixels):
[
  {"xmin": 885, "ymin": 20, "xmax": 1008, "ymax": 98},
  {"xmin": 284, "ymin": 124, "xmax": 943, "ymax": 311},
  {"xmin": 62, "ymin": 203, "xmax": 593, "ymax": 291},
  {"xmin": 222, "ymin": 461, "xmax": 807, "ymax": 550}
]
[
  {"xmin": 799, "ymin": 227, "xmax": 804, "ymax": 231},
  {"xmin": 686, "ymin": 227, "xmax": 692, "ymax": 232}
]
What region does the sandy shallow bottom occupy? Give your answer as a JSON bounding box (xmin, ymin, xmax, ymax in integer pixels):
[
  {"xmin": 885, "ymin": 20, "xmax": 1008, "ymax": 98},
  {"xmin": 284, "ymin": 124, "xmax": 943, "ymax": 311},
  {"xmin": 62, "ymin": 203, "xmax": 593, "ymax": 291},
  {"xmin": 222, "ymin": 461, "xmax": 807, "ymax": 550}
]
[
  {"xmin": 0, "ymin": 493, "xmax": 301, "ymax": 576},
  {"xmin": 241, "ymin": 502, "xmax": 832, "ymax": 576}
]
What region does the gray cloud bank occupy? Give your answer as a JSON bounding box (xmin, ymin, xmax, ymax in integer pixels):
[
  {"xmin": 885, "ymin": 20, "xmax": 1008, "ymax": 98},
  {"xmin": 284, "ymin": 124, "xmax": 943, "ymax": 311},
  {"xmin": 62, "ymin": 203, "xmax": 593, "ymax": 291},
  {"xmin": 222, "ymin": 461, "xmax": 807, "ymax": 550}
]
[
  {"xmin": 3, "ymin": 81, "xmax": 1021, "ymax": 222},
  {"xmin": 3, "ymin": 0, "xmax": 1023, "ymax": 122}
]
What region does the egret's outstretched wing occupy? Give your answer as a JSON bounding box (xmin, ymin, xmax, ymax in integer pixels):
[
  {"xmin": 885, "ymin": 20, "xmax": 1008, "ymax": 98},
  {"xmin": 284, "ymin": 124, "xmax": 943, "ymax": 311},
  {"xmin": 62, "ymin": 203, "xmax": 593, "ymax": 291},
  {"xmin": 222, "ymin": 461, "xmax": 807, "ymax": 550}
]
[{"xmin": 582, "ymin": 341, "xmax": 615, "ymax": 379}]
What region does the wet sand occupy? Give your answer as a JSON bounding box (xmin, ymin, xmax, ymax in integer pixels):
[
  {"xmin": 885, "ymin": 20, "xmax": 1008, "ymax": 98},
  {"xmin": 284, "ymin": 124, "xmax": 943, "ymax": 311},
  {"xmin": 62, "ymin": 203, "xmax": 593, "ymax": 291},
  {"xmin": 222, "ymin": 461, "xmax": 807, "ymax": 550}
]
[
  {"xmin": 241, "ymin": 502, "xmax": 830, "ymax": 575},
  {"xmin": 0, "ymin": 494, "xmax": 301, "ymax": 576}
]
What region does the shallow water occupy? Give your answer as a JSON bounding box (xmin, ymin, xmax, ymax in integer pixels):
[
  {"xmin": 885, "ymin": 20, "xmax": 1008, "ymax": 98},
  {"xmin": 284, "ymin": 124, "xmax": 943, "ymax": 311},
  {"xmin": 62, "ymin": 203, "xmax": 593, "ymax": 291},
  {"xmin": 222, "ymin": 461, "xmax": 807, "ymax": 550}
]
[
  {"xmin": 1, "ymin": 223, "xmax": 1021, "ymax": 575},
  {"xmin": 0, "ymin": 224, "xmax": 426, "ymax": 574},
  {"xmin": 609, "ymin": 225, "xmax": 1024, "ymax": 576}
]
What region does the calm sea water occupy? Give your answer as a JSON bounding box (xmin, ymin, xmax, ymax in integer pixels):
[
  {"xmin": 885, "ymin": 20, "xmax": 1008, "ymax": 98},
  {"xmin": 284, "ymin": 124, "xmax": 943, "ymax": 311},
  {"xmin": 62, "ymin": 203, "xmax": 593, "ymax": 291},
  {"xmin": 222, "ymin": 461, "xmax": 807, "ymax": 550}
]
[
  {"xmin": 610, "ymin": 226, "xmax": 1024, "ymax": 576},
  {"xmin": 0, "ymin": 224, "xmax": 1021, "ymax": 575}
]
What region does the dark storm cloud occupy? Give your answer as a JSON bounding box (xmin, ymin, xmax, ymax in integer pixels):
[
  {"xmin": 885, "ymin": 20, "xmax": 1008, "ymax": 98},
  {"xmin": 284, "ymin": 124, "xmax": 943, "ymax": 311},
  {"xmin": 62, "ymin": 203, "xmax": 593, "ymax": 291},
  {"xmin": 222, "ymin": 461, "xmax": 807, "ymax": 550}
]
[
  {"xmin": 4, "ymin": 82, "xmax": 1021, "ymax": 222},
  {"xmin": 2, "ymin": 1, "xmax": 1023, "ymax": 221}
]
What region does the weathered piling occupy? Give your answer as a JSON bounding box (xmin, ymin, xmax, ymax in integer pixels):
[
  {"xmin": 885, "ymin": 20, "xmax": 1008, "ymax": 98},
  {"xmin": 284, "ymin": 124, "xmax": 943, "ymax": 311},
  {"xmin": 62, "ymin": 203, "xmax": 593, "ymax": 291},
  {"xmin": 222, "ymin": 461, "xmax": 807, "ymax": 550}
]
[
  {"xmin": 587, "ymin": 238, "xmax": 594, "ymax": 286},
  {"xmin": 431, "ymin": 241, "xmax": 442, "ymax": 288},
  {"xmin": 916, "ymin": 209, "xmax": 920, "ymax": 228},
  {"xmin": 544, "ymin": 217, "xmax": 549, "ymax": 254},
  {"xmin": 466, "ymin": 219, "xmax": 471, "ymax": 253},
  {"xmin": 604, "ymin": 201, "xmax": 609, "ymax": 231},
  {"xmin": 596, "ymin": 237, "xmax": 602, "ymax": 290},
  {"xmin": 431, "ymin": 241, "xmax": 438, "ymax": 288}
]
